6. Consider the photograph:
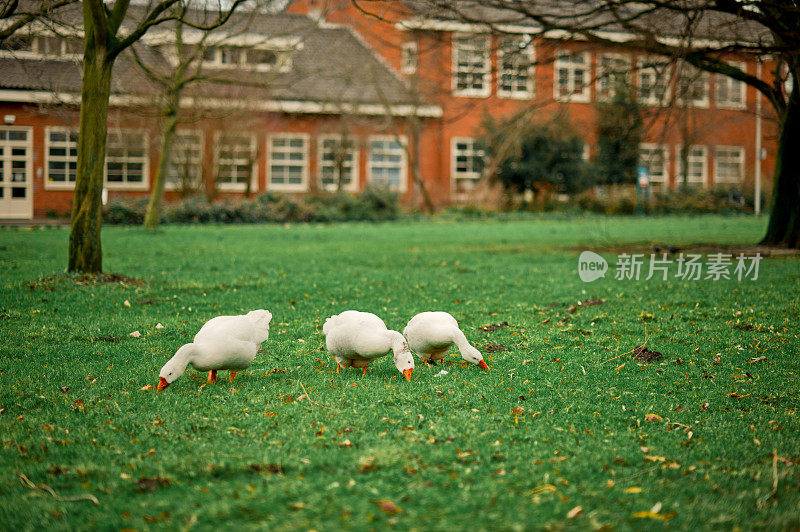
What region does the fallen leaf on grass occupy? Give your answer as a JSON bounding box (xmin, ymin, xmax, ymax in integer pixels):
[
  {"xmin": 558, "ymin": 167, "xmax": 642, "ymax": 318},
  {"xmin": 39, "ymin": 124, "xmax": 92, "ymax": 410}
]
[
  {"xmin": 645, "ymin": 456, "xmax": 667, "ymax": 462},
  {"xmin": 632, "ymin": 510, "xmax": 675, "ymax": 520},
  {"xmin": 359, "ymin": 457, "xmax": 377, "ymax": 473},
  {"xmin": 511, "ymin": 407, "xmax": 524, "ymax": 416},
  {"xmin": 748, "ymin": 356, "xmax": 766, "ymax": 363},
  {"xmin": 727, "ymin": 392, "xmax": 751, "ymax": 399},
  {"xmin": 123, "ymin": 300, "xmax": 131, "ymax": 307},
  {"xmin": 129, "ymin": 331, "xmax": 141, "ymax": 338},
  {"xmin": 372, "ymin": 499, "xmax": 402, "ymax": 515},
  {"xmin": 140, "ymin": 384, "xmax": 154, "ymax": 391},
  {"xmin": 625, "ymin": 487, "xmax": 643, "ymax": 493},
  {"xmin": 290, "ymin": 502, "xmax": 306, "ymax": 510},
  {"xmin": 567, "ymin": 506, "xmax": 583, "ymax": 519},
  {"xmin": 644, "ymin": 414, "xmax": 663, "ymax": 422},
  {"xmin": 155, "ymin": 323, "xmax": 164, "ymax": 329}
]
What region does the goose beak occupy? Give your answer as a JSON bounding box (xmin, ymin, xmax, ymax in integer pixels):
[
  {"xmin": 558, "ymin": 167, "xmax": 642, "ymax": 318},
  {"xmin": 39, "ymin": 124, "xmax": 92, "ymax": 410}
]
[
  {"xmin": 477, "ymin": 360, "xmax": 489, "ymax": 371},
  {"xmin": 157, "ymin": 377, "xmax": 170, "ymax": 393},
  {"xmin": 402, "ymin": 369, "xmax": 413, "ymax": 381}
]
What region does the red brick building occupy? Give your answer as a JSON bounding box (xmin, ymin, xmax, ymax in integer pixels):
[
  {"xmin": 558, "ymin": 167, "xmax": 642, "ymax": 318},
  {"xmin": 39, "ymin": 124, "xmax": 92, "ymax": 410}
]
[
  {"xmin": 290, "ymin": 0, "xmax": 777, "ymax": 199},
  {"xmin": 0, "ymin": 1, "xmax": 776, "ymax": 219}
]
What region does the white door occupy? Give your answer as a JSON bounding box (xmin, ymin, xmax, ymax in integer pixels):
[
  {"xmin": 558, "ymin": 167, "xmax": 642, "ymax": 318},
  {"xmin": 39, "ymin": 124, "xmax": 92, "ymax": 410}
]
[{"xmin": 0, "ymin": 127, "xmax": 33, "ymax": 219}]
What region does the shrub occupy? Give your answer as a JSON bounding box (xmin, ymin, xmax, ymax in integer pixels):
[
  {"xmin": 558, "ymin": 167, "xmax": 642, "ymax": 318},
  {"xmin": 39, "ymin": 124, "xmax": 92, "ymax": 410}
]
[{"xmin": 103, "ymin": 189, "xmax": 401, "ymax": 225}]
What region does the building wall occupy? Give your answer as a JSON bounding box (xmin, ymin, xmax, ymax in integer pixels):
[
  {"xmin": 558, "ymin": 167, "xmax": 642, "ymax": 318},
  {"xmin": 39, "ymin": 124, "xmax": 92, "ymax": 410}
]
[
  {"xmin": 290, "ymin": 0, "xmax": 778, "ymax": 200},
  {"xmin": 0, "ymin": 100, "xmax": 441, "ymax": 217}
]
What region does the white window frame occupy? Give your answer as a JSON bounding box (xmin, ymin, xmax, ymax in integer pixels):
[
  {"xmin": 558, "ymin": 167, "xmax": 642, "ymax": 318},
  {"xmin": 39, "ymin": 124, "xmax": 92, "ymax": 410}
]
[
  {"xmin": 367, "ymin": 135, "xmax": 408, "ymax": 192},
  {"xmin": 554, "ymin": 50, "xmax": 591, "ymax": 103},
  {"xmin": 165, "ymin": 130, "xmax": 204, "ymax": 191},
  {"xmin": 675, "ymin": 145, "xmax": 708, "ymax": 186},
  {"xmin": 677, "ymin": 63, "xmax": 709, "ymax": 108},
  {"xmin": 497, "ymin": 35, "xmax": 534, "ymax": 99},
  {"xmin": 201, "ymin": 45, "xmax": 291, "ymax": 72},
  {"xmin": 215, "ymin": 132, "xmax": 258, "ymax": 192},
  {"xmin": 714, "ymin": 146, "xmax": 745, "ymax": 184},
  {"xmin": 715, "ymin": 61, "xmax": 747, "ymax": 110},
  {"xmin": 452, "ymin": 33, "xmax": 491, "ymax": 98},
  {"xmin": 104, "ymin": 129, "xmax": 149, "ymax": 190},
  {"xmin": 637, "ymin": 57, "xmax": 671, "ymax": 106},
  {"xmin": 44, "ymin": 126, "xmax": 79, "ymax": 190},
  {"xmin": 451, "ymin": 137, "xmax": 484, "ymax": 193},
  {"xmin": 596, "ymin": 53, "xmax": 631, "ymax": 102},
  {"xmin": 268, "ymin": 133, "xmax": 309, "ymax": 192},
  {"xmin": 318, "ymin": 134, "xmax": 359, "ymax": 192},
  {"xmin": 401, "ymin": 41, "xmax": 418, "ymax": 75},
  {"xmin": 0, "ymin": 126, "xmax": 34, "ymax": 218},
  {"xmin": 638, "ymin": 143, "xmax": 670, "ymax": 185}
]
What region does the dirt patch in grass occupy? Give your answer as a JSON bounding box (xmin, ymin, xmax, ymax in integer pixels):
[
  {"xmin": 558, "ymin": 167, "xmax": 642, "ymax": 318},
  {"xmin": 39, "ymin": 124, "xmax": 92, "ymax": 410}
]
[
  {"xmin": 480, "ymin": 321, "xmax": 509, "ymax": 333},
  {"xmin": 632, "ymin": 345, "xmax": 663, "ymax": 362},
  {"xmin": 483, "ymin": 343, "xmax": 508, "ymax": 353},
  {"xmin": 136, "ymin": 477, "xmax": 171, "ymax": 493}
]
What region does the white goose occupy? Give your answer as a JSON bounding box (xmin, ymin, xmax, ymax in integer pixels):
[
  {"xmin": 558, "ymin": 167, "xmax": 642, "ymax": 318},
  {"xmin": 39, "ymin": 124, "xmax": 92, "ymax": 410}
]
[
  {"xmin": 324, "ymin": 310, "xmax": 414, "ymax": 380},
  {"xmin": 403, "ymin": 312, "xmax": 488, "ymax": 370},
  {"xmin": 157, "ymin": 309, "xmax": 272, "ymax": 392}
]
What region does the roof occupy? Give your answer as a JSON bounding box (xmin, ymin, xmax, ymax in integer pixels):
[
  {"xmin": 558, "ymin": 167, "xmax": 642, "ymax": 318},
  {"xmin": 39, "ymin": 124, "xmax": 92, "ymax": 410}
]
[
  {"xmin": 0, "ymin": 3, "xmax": 436, "ymax": 115},
  {"xmin": 398, "ymin": 0, "xmax": 774, "ymax": 48}
]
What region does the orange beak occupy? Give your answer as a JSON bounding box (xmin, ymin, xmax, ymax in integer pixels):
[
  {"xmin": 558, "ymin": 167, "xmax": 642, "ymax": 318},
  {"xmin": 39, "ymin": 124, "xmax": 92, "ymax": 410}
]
[
  {"xmin": 478, "ymin": 360, "xmax": 489, "ymax": 371},
  {"xmin": 402, "ymin": 369, "xmax": 413, "ymax": 381},
  {"xmin": 157, "ymin": 376, "xmax": 169, "ymax": 393}
]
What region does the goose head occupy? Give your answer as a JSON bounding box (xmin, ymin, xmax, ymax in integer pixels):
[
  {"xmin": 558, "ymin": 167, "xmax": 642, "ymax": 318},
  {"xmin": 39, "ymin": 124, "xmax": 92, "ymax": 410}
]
[
  {"xmin": 157, "ymin": 344, "xmax": 193, "ymax": 392},
  {"xmin": 462, "ymin": 345, "xmax": 489, "ymax": 370},
  {"xmin": 390, "ymin": 332, "xmax": 414, "ymax": 381}
]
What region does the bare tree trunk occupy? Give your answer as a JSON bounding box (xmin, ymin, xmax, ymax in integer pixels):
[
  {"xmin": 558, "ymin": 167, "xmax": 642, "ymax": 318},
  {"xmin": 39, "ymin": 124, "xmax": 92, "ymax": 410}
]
[
  {"xmin": 144, "ymin": 100, "xmax": 179, "ymax": 230},
  {"xmin": 761, "ymin": 76, "xmax": 800, "ymax": 248},
  {"xmin": 68, "ymin": 46, "xmax": 112, "ymax": 273},
  {"xmin": 408, "ymin": 113, "xmax": 435, "ymax": 213}
]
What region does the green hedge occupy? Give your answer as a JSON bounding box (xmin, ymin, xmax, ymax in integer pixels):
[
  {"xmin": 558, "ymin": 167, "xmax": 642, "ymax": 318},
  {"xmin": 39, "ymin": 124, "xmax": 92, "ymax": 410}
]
[{"xmin": 103, "ymin": 188, "xmax": 400, "ymax": 225}]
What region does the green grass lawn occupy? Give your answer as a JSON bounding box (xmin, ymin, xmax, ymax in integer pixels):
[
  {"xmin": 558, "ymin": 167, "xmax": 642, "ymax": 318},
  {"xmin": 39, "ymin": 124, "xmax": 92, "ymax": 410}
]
[{"xmin": 1, "ymin": 215, "xmax": 798, "ymax": 531}]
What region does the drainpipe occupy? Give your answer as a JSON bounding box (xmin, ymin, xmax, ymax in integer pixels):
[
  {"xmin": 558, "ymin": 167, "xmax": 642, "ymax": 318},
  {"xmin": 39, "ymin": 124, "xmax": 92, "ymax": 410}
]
[{"xmin": 755, "ymin": 59, "xmax": 762, "ymax": 216}]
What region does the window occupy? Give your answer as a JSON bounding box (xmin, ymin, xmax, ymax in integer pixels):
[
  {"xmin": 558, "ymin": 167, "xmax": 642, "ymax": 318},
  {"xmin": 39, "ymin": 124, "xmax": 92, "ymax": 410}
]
[
  {"xmin": 202, "ymin": 46, "xmax": 290, "ymax": 71},
  {"xmin": 716, "ymin": 62, "xmax": 746, "ymax": 109},
  {"xmin": 597, "ymin": 54, "xmax": 631, "ymax": 101},
  {"xmin": 45, "ymin": 128, "xmax": 78, "ymax": 188},
  {"xmin": 638, "ymin": 144, "xmax": 669, "ymax": 185},
  {"xmin": 638, "ymin": 58, "xmax": 670, "ymax": 105},
  {"xmin": 269, "ymin": 134, "xmax": 308, "ymax": 191},
  {"xmin": 452, "ymin": 137, "xmax": 484, "ymax": 194},
  {"xmin": 554, "ymin": 51, "xmax": 590, "ymax": 102},
  {"xmin": 401, "ymin": 41, "xmax": 418, "ymax": 75},
  {"xmin": 714, "ymin": 146, "xmax": 744, "ymax": 183},
  {"xmin": 452, "ymin": 34, "xmax": 490, "ymax": 97},
  {"xmin": 367, "ymin": 136, "xmax": 406, "ymax": 191},
  {"xmin": 498, "ymin": 36, "xmax": 534, "ymax": 99},
  {"xmin": 675, "ymin": 145, "xmax": 708, "ymax": 185},
  {"xmin": 166, "ymin": 131, "xmax": 203, "ymax": 191},
  {"xmin": 216, "ymin": 132, "xmax": 257, "ymax": 190},
  {"xmin": 677, "ymin": 63, "xmax": 709, "ymax": 107},
  {"xmin": 319, "ymin": 135, "xmax": 358, "ymax": 191},
  {"xmin": 106, "ymin": 130, "xmax": 148, "ymax": 188}
]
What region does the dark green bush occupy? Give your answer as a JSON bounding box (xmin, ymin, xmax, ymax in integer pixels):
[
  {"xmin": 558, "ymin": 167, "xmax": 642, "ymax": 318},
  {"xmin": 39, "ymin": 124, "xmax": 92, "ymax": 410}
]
[{"xmin": 103, "ymin": 188, "xmax": 400, "ymax": 225}]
